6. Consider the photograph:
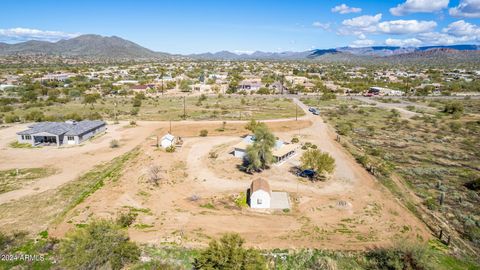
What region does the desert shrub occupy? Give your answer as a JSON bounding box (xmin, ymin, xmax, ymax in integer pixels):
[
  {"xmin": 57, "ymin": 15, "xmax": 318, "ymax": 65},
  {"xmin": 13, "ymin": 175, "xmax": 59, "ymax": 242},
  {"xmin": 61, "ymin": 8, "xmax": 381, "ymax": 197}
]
[
  {"xmin": 449, "ymin": 121, "xmax": 462, "ymax": 132},
  {"xmin": 193, "ymin": 233, "xmax": 266, "ymax": 270},
  {"xmin": 336, "ymin": 122, "xmax": 353, "ymax": 135},
  {"xmin": 443, "ymin": 101, "xmax": 464, "ymax": 115},
  {"xmin": 116, "ymin": 211, "xmax": 137, "ymax": 228},
  {"xmin": 208, "ymin": 151, "xmax": 218, "ymax": 159},
  {"xmin": 129, "ymin": 120, "xmax": 137, "ymax": 126},
  {"xmin": 464, "ymin": 178, "xmax": 480, "ymax": 191},
  {"xmin": 25, "ymin": 110, "xmax": 45, "ymax": 122},
  {"xmin": 166, "ymin": 145, "xmax": 175, "ymax": 153},
  {"xmin": 148, "ymin": 165, "xmax": 162, "ymax": 185},
  {"xmin": 131, "ymin": 261, "xmax": 177, "ymax": 270},
  {"xmin": 291, "ymin": 137, "xmax": 299, "ymax": 143},
  {"xmin": 110, "ymin": 139, "xmax": 119, "ymax": 148},
  {"xmin": 130, "ymin": 107, "xmax": 139, "ymax": 116},
  {"xmin": 4, "ymin": 114, "xmax": 19, "ymax": 123},
  {"xmin": 365, "ymin": 241, "xmax": 432, "ymax": 270},
  {"xmin": 199, "ymin": 129, "xmax": 208, "ymax": 137},
  {"xmin": 59, "ymin": 219, "xmax": 140, "ymax": 270}
]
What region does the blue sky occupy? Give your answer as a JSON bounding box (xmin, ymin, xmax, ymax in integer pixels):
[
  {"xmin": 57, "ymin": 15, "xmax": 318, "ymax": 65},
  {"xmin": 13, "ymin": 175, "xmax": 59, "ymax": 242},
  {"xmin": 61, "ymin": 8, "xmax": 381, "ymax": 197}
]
[{"xmin": 1, "ymin": 0, "xmax": 480, "ymax": 53}]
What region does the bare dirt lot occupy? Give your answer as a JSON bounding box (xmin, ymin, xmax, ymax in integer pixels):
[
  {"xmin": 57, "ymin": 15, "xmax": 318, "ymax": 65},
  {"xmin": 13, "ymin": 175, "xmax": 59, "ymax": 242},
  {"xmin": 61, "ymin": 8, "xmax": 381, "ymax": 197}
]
[{"xmin": 42, "ymin": 105, "xmax": 430, "ymax": 250}]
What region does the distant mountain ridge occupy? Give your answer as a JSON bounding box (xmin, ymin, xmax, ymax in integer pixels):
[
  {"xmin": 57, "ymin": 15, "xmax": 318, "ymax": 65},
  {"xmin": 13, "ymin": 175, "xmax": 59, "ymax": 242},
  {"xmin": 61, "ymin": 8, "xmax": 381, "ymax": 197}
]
[
  {"xmin": 0, "ymin": 34, "xmax": 168, "ymax": 59},
  {"xmin": 0, "ymin": 34, "xmax": 479, "ymax": 63}
]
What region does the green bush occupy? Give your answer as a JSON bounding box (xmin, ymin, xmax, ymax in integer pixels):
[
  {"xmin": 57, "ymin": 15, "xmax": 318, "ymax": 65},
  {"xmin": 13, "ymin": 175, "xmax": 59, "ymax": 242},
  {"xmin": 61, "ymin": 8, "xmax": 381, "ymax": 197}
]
[
  {"xmin": 193, "ymin": 233, "xmax": 266, "ymax": 270},
  {"xmin": 110, "ymin": 139, "xmax": 120, "ymax": 148},
  {"xmin": 199, "ymin": 129, "xmax": 208, "ymax": 137},
  {"xmin": 4, "ymin": 114, "xmax": 19, "ymax": 123},
  {"xmin": 365, "ymin": 241, "xmax": 432, "ymax": 270},
  {"xmin": 166, "ymin": 145, "xmax": 175, "ymax": 153},
  {"xmin": 116, "ymin": 211, "xmax": 137, "ymax": 228},
  {"xmin": 59, "ymin": 219, "xmax": 140, "ymax": 270}
]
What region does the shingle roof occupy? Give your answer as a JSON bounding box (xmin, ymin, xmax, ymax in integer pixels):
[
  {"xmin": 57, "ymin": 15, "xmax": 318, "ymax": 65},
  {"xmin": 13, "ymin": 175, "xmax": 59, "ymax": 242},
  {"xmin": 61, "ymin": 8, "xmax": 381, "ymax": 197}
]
[
  {"xmin": 17, "ymin": 120, "xmax": 106, "ymax": 136},
  {"xmin": 251, "ymin": 178, "xmax": 271, "ymax": 195}
]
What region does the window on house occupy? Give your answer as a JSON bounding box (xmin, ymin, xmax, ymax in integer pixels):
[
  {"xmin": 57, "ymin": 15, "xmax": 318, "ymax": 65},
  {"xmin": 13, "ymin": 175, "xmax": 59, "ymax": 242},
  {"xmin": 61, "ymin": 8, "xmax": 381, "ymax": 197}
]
[
  {"xmin": 21, "ymin": 135, "xmax": 24, "ymax": 140},
  {"xmin": 67, "ymin": 136, "xmax": 75, "ymax": 141},
  {"xmin": 257, "ymin": 198, "xmax": 262, "ymax": 204},
  {"xmin": 25, "ymin": 135, "xmax": 31, "ymax": 140}
]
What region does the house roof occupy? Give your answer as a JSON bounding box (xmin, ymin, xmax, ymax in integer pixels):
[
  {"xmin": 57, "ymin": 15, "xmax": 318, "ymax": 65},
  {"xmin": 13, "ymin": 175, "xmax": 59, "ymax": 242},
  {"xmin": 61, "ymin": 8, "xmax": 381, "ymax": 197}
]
[
  {"xmin": 233, "ymin": 135, "xmax": 296, "ymax": 158},
  {"xmin": 251, "ymin": 178, "xmax": 271, "ymax": 195},
  {"xmin": 17, "ymin": 120, "xmax": 106, "ymax": 136},
  {"xmin": 161, "ymin": 134, "xmax": 175, "ymax": 141}
]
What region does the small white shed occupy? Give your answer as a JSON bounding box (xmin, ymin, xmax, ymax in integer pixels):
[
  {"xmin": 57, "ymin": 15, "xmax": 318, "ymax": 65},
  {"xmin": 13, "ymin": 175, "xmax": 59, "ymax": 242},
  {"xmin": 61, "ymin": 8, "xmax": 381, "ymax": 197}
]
[
  {"xmin": 249, "ymin": 178, "xmax": 271, "ymax": 209},
  {"xmin": 160, "ymin": 133, "xmax": 175, "ymax": 148}
]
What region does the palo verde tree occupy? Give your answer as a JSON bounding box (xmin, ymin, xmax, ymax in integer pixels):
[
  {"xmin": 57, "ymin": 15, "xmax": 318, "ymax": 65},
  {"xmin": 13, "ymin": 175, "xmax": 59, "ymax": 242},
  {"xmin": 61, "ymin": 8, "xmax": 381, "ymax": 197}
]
[
  {"xmin": 300, "ymin": 149, "xmax": 335, "ymax": 178},
  {"xmin": 245, "ymin": 123, "xmax": 276, "ymax": 172},
  {"xmin": 193, "ymin": 233, "xmax": 267, "ymax": 270},
  {"xmin": 82, "ymin": 93, "xmax": 101, "ymax": 109},
  {"xmin": 58, "ymin": 219, "xmax": 140, "ymax": 270}
]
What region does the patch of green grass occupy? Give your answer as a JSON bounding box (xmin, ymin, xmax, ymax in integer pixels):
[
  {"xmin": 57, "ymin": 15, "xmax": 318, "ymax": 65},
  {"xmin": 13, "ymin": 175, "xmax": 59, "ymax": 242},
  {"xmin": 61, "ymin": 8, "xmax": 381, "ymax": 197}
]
[
  {"xmin": 0, "ymin": 147, "xmax": 140, "ymax": 234},
  {"xmin": 200, "ymin": 202, "xmax": 215, "ymax": 209},
  {"xmin": 0, "ymin": 167, "xmax": 57, "ymax": 194},
  {"xmin": 234, "ymin": 192, "xmax": 248, "ymax": 208},
  {"xmin": 9, "ymin": 141, "xmax": 35, "ymax": 148},
  {"xmin": 134, "ymin": 223, "xmax": 154, "ymax": 229}
]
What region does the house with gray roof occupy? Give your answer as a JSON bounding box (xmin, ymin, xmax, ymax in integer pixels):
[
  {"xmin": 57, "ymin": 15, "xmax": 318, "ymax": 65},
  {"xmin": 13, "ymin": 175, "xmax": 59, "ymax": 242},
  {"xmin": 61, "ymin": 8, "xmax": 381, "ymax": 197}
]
[{"xmin": 17, "ymin": 120, "xmax": 106, "ymax": 146}]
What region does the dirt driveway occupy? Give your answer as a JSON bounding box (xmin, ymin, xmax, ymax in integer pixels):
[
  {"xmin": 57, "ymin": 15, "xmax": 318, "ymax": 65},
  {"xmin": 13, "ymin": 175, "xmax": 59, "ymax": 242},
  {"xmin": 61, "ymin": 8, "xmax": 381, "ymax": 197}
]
[{"xmin": 49, "ymin": 100, "xmax": 430, "ymax": 250}]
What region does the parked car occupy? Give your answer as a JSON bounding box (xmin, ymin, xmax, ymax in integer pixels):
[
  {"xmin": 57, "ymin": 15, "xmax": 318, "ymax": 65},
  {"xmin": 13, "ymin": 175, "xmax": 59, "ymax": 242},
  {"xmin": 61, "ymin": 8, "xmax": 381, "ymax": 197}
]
[
  {"xmin": 298, "ymin": 169, "xmax": 317, "ymax": 179},
  {"xmin": 312, "ymin": 109, "xmax": 320, "ymax": 115},
  {"xmin": 308, "ymin": 107, "xmax": 315, "ymax": 112}
]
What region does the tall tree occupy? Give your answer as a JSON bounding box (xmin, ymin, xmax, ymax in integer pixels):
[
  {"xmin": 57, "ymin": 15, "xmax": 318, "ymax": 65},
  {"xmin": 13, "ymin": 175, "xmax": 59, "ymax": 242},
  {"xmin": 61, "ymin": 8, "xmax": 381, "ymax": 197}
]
[
  {"xmin": 301, "ymin": 149, "xmax": 335, "ymax": 177},
  {"xmin": 245, "ymin": 124, "xmax": 275, "ymax": 172}
]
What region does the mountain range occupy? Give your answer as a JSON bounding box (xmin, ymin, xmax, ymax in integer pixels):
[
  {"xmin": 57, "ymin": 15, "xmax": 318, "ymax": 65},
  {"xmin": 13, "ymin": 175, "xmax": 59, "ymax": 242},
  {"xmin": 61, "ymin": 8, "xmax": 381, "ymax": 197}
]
[{"xmin": 1, "ymin": 34, "xmax": 480, "ymax": 64}]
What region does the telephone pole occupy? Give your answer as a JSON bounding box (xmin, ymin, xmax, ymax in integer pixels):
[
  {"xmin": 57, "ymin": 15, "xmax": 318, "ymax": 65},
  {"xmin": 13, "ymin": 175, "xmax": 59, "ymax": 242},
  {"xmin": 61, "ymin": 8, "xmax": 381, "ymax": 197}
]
[
  {"xmin": 295, "ymin": 105, "xmax": 298, "ymax": 121},
  {"xmin": 183, "ymin": 96, "xmax": 186, "ymax": 120}
]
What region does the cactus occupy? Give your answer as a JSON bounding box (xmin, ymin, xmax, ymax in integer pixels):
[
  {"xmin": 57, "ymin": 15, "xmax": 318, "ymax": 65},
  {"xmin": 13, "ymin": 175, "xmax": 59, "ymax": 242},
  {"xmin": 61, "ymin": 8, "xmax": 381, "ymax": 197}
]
[{"xmin": 439, "ymin": 192, "xmax": 445, "ymax": 205}]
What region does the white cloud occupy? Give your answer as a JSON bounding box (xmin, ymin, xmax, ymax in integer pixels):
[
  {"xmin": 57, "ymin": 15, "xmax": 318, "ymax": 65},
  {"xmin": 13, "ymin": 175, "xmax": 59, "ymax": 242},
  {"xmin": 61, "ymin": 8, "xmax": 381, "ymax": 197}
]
[
  {"xmin": 385, "ymin": 38, "xmax": 423, "ymax": 47},
  {"xmin": 332, "ymin": 4, "xmax": 362, "ymax": 14},
  {"xmin": 449, "ymin": 0, "xmax": 480, "ymax": 18},
  {"xmin": 312, "ymin": 22, "xmax": 331, "ymax": 30},
  {"xmin": 340, "ymin": 13, "xmax": 382, "ymax": 35},
  {"xmin": 0, "ymin": 27, "xmax": 79, "ymax": 42},
  {"xmin": 442, "ymin": 20, "xmax": 480, "ymax": 37},
  {"xmin": 390, "ymin": 0, "xmax": 449, "ymax": 16},
  {"xmin": 341, "ymin": 14, "xmax": 436, "ymax": 36},
  {"xmin": 351, "ymin": 39, "xmax": 375, "ymax": 47},
  {"xmin": 416, "ymin": 21, "xmax": 480, "ymax": 45},
  {"xmin": 378, "ymin": 20, "xmax": 437, "ymax": 35}
]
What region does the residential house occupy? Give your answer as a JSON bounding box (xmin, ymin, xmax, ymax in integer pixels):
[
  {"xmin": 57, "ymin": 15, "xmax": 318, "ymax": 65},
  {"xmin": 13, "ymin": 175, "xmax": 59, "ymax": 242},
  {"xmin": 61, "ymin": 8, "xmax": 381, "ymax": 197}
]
[
  {"xmin": 233, "ymin": 135, "xmax": 297, "ymax": 163},
  {"xmin": 17, "ymin": 120, "xmax": 106, "ymax": 146}
]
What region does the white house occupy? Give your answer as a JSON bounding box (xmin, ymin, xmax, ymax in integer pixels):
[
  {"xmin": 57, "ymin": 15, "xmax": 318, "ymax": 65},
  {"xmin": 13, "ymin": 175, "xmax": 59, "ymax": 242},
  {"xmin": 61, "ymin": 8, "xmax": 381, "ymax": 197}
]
[
  {"xmin": 233, "ymin": 135, "xmax": 297, "ymax": 163},
  {"xmin": 160, "ymin": 133, "xmax": 175, "ymax": 149},
  {"xmin": 249, "ymin": 178, "xmax": 271, "ymax": 209}
]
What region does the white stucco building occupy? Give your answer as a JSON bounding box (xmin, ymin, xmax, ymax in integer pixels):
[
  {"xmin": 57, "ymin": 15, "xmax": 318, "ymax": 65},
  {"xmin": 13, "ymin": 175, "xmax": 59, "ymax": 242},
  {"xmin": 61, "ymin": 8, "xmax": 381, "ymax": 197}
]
[
  {"xmin": 160, "ymin": 133, "xmax": 175, "ymax": 149},
  {"xmin": 249, "ymin": 178, "xmax": 271, "ymax": 209}
]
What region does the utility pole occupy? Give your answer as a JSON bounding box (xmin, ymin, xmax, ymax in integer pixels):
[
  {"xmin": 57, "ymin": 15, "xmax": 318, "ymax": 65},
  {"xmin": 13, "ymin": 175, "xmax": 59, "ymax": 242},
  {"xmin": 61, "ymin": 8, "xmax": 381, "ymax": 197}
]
[
  {"xmin": 183, "ymin": 96, "xmax": 186, "ymax": 120},
  {"xmin": 169, "ymin": 119, "xmax": 172, "ymax": 133},
  {"xmin": 295, "ymin": 105, "xmax": 298, "ymax": 121},
  {"xmin": 114, "ymin": 102, "xmax": 117, "ymax": 122}
]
